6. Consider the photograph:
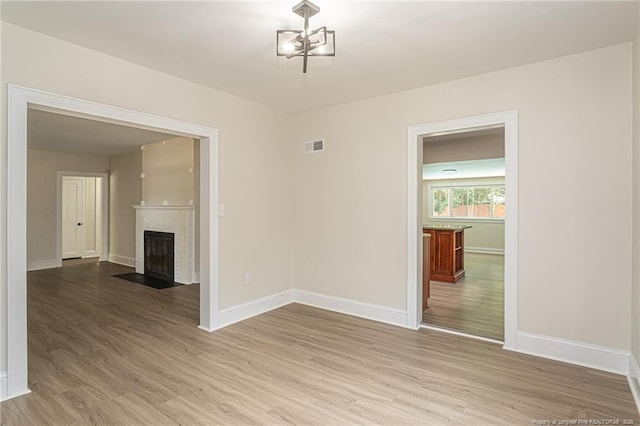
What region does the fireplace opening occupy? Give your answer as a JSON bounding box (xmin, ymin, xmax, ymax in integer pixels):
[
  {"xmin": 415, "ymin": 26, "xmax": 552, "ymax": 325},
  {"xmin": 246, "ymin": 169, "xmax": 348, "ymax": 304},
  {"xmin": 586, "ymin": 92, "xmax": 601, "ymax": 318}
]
[{"xmin": 144, "ymin": 230, "xmax": 175, "ymax": 283}]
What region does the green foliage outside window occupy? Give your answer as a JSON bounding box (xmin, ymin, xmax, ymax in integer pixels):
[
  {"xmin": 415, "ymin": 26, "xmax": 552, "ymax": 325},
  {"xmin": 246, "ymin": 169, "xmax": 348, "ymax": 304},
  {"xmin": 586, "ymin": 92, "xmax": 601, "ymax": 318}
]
[{"xmin": 431, "ymin": 185, "xmax": 505, "ymax": 219}]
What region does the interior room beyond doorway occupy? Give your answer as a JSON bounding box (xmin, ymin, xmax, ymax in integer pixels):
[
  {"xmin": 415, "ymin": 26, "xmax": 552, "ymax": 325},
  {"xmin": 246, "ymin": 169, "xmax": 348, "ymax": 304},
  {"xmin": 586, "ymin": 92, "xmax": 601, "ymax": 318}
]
[{"xmin": 421, "ymin": 126, "xmax": 506, "ymax": 342}]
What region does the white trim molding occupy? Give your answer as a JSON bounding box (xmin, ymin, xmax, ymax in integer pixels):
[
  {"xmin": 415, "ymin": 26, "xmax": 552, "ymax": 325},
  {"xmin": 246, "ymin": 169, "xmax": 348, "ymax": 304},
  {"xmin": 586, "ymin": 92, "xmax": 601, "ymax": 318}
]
[
  {"xmin": 108, "ymin": 254, "xmax": 136, "ymax": 267},
  {"xmin": 464, "ymin": 247, "xmax": 505, "ymax": 255},
  {"xmin": 515, "ymin": 332, "xmax": 630, "ymax": 375},
  {"xmin": 6, "ymin": 84, "xmax": 219, "ymax": 401},
  {"xmin": 27, "ymin": 259, "xmax": 61, "ymax": 271},
  {"xmin": 627, "ymin": 354, "xmax": 640, "ymax": 415},
  {"xmin": 292, "ymin": 289, "xmax": 408, "ymax": 328},
  {"xmin": 407, "ymin": 110, "xmax": 519, "ymax": 350},
  {"xmin": 0, "ymin": 371, "xmax": 28, "ymax": 402},
  {"xmin": 0, "ymin": 371, "xmax": 7, "ymax": 401},
  {"xmin": 217, "ymin": 290, "xmax": 408, "ymax": 331},
  {"xmin": 218, "ymin": 290, "xmax": 294, "ymax": 328}
]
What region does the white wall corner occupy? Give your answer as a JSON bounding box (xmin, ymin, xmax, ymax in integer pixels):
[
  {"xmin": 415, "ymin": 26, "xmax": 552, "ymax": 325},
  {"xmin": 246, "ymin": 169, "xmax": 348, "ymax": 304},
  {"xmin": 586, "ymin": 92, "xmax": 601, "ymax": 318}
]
[
  {"xmin": 627, "ymin": 354, "xmax": 640, "ymax": 416},
  {"xmin": 0, "ymin": 371, "xmax": 7, "ymax": 401},
  {"xmin": 108, "ymin": 254, "xmax": 136, "ymax": 267},
  {"xmin": 292, "ymin": 289, "xmax": 408, "ymax": 328},
  {"xmin": 514, "ymin": 331, "xmax": 630, "ymax": 375},
  {"xmin": 217, "ymin": 290, "xmax": 294, "ymax": 329},
  {"xmin": 27, "ymin": 259, "xmax": 62, "ymax": 271}
]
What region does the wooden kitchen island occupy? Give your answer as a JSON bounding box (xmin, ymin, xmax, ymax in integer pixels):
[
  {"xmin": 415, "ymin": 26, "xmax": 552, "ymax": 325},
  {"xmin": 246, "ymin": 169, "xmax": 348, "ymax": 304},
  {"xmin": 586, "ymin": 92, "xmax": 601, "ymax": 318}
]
[{"xmin": 423, "ymin": 224, "xmax": 472, "ymax": 283}]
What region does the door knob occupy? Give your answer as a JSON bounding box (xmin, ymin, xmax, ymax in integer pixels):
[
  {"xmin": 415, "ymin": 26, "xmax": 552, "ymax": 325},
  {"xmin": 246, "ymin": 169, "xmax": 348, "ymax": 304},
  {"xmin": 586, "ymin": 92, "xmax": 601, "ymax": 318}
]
[{"xmin": 77, "ymin": 222, "xmax": 82, "ymax": 226}]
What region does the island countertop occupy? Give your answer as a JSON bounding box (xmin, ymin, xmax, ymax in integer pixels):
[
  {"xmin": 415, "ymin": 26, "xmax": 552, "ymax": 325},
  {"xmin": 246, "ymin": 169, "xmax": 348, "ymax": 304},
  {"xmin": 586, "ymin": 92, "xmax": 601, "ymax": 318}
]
[{"xmin": 423, "ymin": 223, "xmax": 473, "ymax": 231}]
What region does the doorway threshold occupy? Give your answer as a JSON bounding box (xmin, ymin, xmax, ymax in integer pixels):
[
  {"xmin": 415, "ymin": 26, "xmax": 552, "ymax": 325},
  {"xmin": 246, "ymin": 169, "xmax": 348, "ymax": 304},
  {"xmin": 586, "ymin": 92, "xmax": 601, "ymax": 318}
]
[{"xmin": 420, "ymin": 323, "xmax": 504, "ymax": 345}]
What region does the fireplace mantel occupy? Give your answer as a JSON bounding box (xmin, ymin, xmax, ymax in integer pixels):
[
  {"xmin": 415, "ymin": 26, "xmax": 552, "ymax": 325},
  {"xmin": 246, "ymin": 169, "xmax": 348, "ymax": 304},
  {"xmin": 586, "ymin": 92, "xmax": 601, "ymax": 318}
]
[{"xmin": 133, "ymin": 205, "xmax": 196, "ymax": 284}]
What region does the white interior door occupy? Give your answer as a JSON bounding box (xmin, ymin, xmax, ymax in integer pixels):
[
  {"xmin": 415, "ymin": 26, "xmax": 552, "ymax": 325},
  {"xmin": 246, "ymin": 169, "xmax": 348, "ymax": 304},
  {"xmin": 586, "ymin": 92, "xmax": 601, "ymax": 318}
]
[
  {"xmin": 62, "ymin": 177, "xmax": 86, "ymax": 259},
  {"xmin": 83, "ymin": 177, "xmax": 100, "ymax": 257}
]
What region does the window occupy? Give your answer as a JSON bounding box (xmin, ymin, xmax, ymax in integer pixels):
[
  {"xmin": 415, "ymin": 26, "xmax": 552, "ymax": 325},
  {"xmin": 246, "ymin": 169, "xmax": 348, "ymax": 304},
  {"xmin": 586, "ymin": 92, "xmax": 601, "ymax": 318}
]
[{"xmin": 429, "ymin": 184, "xmax": 505, "ymax": 220}]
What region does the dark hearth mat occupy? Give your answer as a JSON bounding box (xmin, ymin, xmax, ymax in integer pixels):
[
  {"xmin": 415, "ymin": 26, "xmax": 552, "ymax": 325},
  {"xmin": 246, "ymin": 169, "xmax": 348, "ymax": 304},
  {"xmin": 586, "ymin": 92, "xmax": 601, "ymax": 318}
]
[{"xmin": 113, "ymin": 273, "xmax": 183, "ymax": 290}]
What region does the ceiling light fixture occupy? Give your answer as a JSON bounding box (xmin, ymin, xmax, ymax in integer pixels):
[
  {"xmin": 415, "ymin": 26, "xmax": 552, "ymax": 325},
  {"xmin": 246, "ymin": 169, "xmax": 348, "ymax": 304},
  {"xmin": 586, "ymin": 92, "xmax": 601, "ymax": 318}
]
[{"xmin": 276, "ymin": 0, "xmax": 335, "ymax": 74}]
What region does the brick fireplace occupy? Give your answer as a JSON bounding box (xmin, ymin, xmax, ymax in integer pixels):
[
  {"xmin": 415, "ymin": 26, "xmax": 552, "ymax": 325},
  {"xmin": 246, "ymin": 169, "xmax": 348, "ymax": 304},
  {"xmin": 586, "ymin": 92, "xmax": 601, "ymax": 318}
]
[{"xmin": 133, "ymin": 205, "xmax": 196, "ymax": 284}]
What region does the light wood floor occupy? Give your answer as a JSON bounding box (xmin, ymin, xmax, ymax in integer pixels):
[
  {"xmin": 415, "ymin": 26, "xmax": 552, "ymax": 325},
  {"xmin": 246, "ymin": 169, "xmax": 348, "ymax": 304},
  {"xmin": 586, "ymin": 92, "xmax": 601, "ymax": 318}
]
[
  {"xmin": 423, "ymin": 253, "xmax": 504, "ymax": 341},
  {"xmin": 1, "ymin": 260, "xmax": 637, "ymax": 424}
]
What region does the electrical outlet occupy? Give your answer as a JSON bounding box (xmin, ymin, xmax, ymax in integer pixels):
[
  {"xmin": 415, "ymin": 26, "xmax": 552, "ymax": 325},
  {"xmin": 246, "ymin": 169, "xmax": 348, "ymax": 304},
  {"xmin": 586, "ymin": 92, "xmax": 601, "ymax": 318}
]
[{"xmin": 245, "ymin": 273, "xmax": 252, "ymax": 284}]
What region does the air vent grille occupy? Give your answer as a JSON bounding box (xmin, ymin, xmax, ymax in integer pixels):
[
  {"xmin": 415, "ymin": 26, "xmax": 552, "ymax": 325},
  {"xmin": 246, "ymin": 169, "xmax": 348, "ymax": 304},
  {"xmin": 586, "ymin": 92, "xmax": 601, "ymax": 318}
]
[{"xmin": 304, "ymin": 139, "xmax": 324, "ymax": 153}]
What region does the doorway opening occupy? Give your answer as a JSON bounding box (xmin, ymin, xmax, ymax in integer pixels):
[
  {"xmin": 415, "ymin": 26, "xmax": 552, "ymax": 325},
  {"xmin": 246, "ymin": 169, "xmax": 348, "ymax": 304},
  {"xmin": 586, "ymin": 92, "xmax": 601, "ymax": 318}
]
[
  {"xmin": 406, "ymin": 110, "xmax": 518, "ymax": 350},
  {"xmin": 421, "ymin": 126, "xmax": 505, "ymax": 342},
  {"xmin": 6, "ymin": 85, "xmax": 219, "ymax": 400},
  {"xmin": 59, "ymin": 174, "xmax": 108, "ymax": 263}
]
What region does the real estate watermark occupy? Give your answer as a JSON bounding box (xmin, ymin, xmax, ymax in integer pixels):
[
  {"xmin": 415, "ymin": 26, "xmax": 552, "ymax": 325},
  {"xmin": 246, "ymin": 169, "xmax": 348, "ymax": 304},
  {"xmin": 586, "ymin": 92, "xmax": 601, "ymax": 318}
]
[{"xmin": 532, "ymin": 420, "xmax": 634, "ymax": 425}]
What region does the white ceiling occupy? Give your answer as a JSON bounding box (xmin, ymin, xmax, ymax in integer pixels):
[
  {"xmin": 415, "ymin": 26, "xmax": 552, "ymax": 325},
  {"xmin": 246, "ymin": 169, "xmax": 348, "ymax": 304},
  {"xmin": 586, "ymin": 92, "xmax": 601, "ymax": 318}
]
[
  {"xmin": 28, "ymin": 109, "xmax": 179, "ymax": 156},
  {"xmin": 2, "ymin": 1, "xmax": 638, "ymax": 112},
  {"xmin": 423, "ymin": 158, "xmax": 505, "ymax": 181}
]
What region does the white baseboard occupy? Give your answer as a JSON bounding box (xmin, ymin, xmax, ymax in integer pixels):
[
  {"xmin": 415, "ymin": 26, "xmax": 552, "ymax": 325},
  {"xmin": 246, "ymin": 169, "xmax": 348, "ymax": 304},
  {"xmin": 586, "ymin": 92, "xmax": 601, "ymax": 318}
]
[
  {"xmin": 515, "ymin": 331, "xmax": 630, "ymax": 375},
  {"xmin": 0, "ymin": 371, "xmax": 6, "ymax": 401},
  {"xmin": 628, "ymin": 354, "xmax": 640, "ymax": 415},
  {"xmin": 27, "ymin": 258, "xmax": 61, "ymax": 271},
  {"xmin": 292, "ymin": 289, "xmax": 408, "ymax": 328},
  {"xmin": 465, "ymin": 247, "xmax": 504, "ymax": 255},
  {"xmin": 216, "ymin": 289, "xmax": 408, "ymax": 330},
  {"xmin": 218, "ymin": 290, "xmax": 293, "ymax": 328},
  {"xmin": 108, "ymin": 254, "xmax": 135, "ymax": 267}
]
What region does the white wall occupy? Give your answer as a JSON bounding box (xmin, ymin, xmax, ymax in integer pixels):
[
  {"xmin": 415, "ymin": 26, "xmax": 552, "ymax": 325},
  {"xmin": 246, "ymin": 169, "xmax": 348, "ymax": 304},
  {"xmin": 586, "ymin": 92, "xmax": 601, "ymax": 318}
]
[
  {"xmin": 109, "ymin": 149, "xmax": 142, "ymax": 263},
  {"xmin": 423, "ymin": 177, "xmax": 505, "ymax": 253},
  {"xmin": 27, "ymin": 150, "xmax": 108, "ymax": 266},
  {"xmin": 293, "ymin": 43, "xmax": 632, "ymax": 351},
  {"xmin": 1, "ymin": 23, "xmax": 294, "ymax": 374},
  {"xmin": 141, "ymin": 136, "xmax": 194, "ymax": 206}
]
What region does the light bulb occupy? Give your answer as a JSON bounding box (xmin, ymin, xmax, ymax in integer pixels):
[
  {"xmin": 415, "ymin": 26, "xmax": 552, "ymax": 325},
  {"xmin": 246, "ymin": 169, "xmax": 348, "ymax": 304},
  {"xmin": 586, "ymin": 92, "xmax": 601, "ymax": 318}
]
[{"xmin": 282, "ymin": 42, "xmax": 295, "ymax": 53}]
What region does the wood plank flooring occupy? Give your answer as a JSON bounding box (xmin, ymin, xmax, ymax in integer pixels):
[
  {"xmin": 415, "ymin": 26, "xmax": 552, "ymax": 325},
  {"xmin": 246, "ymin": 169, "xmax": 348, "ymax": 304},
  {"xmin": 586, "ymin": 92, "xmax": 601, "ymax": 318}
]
[
  {"xmin": 423, "ymin": 253, "xmax": 504, "ymax": 340},
  {"xmin": 1, "ymin": 260, "xmax": 638, "ymax": 424}
]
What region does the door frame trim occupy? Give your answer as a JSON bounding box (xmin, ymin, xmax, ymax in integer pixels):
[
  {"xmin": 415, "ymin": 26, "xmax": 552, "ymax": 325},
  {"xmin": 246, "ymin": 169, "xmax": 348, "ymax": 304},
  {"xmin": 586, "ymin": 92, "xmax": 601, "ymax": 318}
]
[
  {"xmin": 5, "ymin": 84, "xmax": 220, "ymax": 400},
  {"xmin": 406, "ymin": 110, "xmax": 518, "ymax": 350},
  {"xmin": 57, "ymin": 172, "xmax": 109, "ymax": 263}
]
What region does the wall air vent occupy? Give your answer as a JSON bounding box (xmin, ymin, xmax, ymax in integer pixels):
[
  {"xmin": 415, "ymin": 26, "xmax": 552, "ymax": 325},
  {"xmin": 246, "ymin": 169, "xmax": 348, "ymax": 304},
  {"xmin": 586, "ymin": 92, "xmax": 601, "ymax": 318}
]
[{"xmin": 303, "ymin": 139, "xmax": 324, "ymax": 154}]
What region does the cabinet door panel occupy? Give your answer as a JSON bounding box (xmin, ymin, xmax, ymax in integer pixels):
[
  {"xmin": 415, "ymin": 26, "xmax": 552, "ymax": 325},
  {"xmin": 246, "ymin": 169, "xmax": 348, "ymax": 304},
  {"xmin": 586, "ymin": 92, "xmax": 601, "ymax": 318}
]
[{"xmin": 435, "ymin": 231, "xmax": 454, "ymax": 275}]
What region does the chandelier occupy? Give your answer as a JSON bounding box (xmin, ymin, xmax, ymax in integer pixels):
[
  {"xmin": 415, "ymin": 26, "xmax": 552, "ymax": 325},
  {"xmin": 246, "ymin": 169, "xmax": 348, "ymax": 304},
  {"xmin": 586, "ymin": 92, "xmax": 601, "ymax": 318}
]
[{"xmin": 276, "ymin": 0, "xmax": 335, "ymax": 73}]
